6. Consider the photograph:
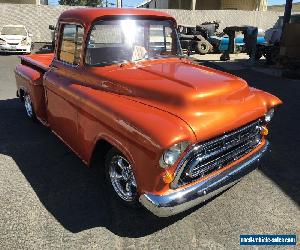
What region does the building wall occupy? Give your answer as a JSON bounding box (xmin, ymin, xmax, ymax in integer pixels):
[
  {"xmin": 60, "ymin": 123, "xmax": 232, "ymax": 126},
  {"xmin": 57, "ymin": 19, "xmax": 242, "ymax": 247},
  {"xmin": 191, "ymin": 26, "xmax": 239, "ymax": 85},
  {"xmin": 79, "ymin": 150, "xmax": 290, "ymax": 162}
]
[
  {"xmin": 140, "ymin": 0, "xmax": 267, "ymax": 11},
  {"xmin": 0, "ymin": 4, "xmax": 284, "ymax": 42},
  {"xmin": 0, "ymin": 0, "xmax": 38, "ymax": 3},
  {"xmin": 221, "ymin": 0, "xmax": 266, "ymax": 11},
  {"xmin": 164, "ymin": 8, "xmax": 283, "ymax": 30},
  {"xmin": 169, "ymin": 0, "xmax": 192, "ymax": 10},
  {"xmin": 196, "ymin": 0, "xmax": 221, "ymax": 10},
  {"xmin": 148, "ymin": 0, "xmax": 168, "ymax": 9}
]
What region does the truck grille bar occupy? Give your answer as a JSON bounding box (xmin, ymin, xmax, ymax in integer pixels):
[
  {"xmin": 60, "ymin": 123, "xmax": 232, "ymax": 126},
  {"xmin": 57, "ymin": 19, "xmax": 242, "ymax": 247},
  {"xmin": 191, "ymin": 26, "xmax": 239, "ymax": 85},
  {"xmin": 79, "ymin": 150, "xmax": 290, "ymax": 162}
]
[{"xmin": 171, "ymin": 119, "xmax": 263, "ymax": 188}]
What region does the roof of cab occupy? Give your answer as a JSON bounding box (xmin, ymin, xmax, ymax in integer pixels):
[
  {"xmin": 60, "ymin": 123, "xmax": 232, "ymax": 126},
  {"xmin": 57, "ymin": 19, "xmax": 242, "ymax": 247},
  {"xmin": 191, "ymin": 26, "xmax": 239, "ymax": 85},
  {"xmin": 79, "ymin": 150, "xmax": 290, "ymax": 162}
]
[{"xmin": 59, "ymin": 8, "xmax": 176, "ymax": 27}]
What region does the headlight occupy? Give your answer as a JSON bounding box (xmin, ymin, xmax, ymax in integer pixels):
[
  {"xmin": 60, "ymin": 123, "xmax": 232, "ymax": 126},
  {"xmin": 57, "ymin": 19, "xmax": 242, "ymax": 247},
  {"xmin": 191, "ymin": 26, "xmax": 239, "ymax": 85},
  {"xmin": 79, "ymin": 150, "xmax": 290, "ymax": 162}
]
[
  {"xmin": 0, "ymin": 39, "xmax": 6, "ymax": 45},
  {"xmin": 264, "ymin": 108, "xmax": 274, "ymax": 123},
  {"xmin": 159, "ymin": 141, "xmax": 190, "ymax": 168}
]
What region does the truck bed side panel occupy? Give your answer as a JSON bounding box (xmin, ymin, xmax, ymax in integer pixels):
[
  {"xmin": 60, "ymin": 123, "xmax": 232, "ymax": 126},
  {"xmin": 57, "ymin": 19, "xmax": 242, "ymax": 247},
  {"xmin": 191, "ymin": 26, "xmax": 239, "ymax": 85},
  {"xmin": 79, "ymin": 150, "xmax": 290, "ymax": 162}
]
[
  {"xmin": 15, "ymin": 64, "xmax": 47, "ymax": 123},
  {"xmin": 19, "ymin": 53, "xmax": 54, "ymax": 72}
]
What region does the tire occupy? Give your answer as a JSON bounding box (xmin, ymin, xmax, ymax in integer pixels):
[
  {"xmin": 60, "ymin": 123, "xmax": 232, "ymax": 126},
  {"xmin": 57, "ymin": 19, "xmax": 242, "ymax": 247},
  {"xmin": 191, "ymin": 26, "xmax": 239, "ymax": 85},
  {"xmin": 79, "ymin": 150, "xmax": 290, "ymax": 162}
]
[
  {"xmin": 105, "ymin": 148, "xmax": 138, "ymax": 206},
  {"xmin": 23, "ymin": 92, "xmax": 36, "ymax": 120},
  {"xmin": 196, "ymin": 41, "xmax": 210, "ymax": 55}
]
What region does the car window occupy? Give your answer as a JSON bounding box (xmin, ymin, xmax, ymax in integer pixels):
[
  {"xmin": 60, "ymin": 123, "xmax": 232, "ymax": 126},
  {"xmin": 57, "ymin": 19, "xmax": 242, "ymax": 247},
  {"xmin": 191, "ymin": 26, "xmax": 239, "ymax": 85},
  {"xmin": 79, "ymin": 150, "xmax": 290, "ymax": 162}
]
[
  {"xmin": 58, "ymin": 24, "xmax": 84, "ymax": 65},
  {"xmin": 1, "ymin": 26, "xmax": 27, "ymax": 36}
]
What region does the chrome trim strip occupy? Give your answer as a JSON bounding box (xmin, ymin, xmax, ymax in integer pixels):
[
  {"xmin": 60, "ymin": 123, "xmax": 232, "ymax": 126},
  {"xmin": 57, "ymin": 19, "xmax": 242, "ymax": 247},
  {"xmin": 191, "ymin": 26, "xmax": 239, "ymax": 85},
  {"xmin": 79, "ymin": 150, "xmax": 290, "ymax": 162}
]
[
  {"xmin": 139, "ymin": 141, "xmax": 269, "ymax": 217},
  {"xmin": 171, "ymin": 119, "xmax": 261, "ymax": 189}
]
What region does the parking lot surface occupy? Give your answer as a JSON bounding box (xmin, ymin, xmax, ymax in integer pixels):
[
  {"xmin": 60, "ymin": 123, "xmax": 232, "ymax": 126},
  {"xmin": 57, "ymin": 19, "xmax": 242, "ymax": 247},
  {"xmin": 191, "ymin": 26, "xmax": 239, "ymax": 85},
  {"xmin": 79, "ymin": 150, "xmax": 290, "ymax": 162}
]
[{"xmin": 0, "ymin": 54, "xmax": 299, "ymax": 249}]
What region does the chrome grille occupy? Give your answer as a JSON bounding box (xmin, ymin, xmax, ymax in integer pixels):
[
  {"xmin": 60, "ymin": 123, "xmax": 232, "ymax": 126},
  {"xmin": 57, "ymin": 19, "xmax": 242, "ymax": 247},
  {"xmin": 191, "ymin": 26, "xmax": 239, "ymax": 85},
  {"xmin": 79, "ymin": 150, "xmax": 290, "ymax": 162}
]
[{"xmin": 175, "ymin": 119, "xmax": 263, "ymax": 187}]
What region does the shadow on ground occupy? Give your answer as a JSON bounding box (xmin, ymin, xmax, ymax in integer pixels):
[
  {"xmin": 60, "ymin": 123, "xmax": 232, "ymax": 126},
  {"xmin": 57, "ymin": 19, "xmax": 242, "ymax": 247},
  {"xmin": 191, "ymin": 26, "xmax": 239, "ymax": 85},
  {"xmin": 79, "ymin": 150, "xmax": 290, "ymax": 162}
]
[{"xmin": 0, "ymin": 98, "xmax": 224, "ymax": 237}]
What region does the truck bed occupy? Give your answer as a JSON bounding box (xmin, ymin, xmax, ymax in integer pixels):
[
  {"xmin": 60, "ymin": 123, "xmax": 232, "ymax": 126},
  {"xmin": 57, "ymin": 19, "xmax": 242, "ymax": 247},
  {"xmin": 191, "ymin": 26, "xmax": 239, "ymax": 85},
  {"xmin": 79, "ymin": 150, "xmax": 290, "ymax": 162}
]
[
  {"xmin": 15, "ymin": 53, "xmax": 53, "ymax": 124},
  {"xmin": 19, "ymin": 53, "xmax": 54, "ymax": 72}
]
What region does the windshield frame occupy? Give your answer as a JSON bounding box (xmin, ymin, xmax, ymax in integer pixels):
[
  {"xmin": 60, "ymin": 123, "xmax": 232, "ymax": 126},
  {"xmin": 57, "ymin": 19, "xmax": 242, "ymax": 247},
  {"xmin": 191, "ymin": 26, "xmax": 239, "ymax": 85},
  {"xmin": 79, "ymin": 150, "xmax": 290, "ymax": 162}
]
[{"xmin": 84, "ymin": 17, "xmax": 183, "ymax": 67}]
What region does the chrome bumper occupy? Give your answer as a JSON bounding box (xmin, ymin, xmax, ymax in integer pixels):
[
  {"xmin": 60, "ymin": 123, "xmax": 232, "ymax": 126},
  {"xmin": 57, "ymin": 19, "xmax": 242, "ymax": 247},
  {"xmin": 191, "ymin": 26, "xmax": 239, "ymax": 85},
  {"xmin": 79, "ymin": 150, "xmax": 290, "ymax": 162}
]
[{"xmin": 139, "ymin": 141, "xmax": 269, "ymax": 217}]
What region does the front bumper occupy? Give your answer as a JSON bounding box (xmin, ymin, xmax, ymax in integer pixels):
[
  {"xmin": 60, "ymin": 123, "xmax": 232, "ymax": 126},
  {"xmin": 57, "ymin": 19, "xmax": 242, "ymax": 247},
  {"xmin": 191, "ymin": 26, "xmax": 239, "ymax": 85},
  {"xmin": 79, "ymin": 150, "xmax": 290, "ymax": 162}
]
[
  {"xmin": 0, "ymin": 44, "xmax": 31, "ymax": 53},
  {"xmin": 139, "ymin": 141, "xmax": 269, "ymax": 217}
]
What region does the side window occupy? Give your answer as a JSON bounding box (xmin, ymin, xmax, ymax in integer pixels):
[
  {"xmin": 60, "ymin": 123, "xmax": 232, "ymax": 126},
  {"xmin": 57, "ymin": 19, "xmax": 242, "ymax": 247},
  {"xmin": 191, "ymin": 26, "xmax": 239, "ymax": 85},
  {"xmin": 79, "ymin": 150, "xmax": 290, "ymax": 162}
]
[{"xmin": 58, "ymin": 24, "xmax": 84, "ymax": 65}]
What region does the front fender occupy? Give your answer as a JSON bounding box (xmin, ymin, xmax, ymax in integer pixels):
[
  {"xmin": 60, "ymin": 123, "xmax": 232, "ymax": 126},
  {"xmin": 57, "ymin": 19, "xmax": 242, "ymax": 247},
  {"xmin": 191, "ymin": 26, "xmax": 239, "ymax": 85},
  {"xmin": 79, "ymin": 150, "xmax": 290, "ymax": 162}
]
[{"xmin": 76, "ymin": 86, "xmax": 196, "ymax": 194}]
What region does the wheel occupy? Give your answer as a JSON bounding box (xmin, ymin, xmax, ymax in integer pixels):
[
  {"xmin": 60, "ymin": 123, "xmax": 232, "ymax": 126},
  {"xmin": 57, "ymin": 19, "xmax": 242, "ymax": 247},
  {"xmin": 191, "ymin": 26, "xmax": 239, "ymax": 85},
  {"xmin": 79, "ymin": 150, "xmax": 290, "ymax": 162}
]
[
  {"xmin": 105, "ymin": 148, "xmax": 138, "ymax": 205},
  {"xmin": 196, "ymin": 41, "xmax": 210, "ymax": 54},
  {"xmin": 24, "ymin": 92, "xmax": 36, "ymax": 119}
]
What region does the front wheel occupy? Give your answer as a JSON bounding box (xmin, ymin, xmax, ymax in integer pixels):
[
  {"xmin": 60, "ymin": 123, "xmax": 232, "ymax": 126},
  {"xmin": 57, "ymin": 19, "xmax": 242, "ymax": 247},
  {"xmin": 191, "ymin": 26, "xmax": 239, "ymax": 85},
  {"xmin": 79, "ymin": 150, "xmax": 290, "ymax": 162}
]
[{"xmin": 105, "ymin": 148, "xmax": 138, "ymax": 205}]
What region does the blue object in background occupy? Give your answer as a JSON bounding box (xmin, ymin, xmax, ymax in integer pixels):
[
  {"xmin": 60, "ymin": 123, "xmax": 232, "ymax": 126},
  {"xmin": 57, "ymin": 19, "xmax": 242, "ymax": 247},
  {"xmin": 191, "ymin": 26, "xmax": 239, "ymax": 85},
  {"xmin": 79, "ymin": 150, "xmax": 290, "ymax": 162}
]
[
  {"xmin": 48, "ymin": 0, "xmax": 58, "ymax": 5},
  {"xmin": 218, "ymin": 35, "xmax": 266, "ymax": 52}
]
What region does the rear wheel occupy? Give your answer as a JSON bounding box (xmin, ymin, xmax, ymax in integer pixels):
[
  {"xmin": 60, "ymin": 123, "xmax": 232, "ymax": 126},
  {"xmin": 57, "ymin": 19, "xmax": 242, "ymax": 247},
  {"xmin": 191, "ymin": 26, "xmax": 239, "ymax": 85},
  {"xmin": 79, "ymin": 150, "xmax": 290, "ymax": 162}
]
[
  {"xmin": 196, "ymin": 41, "xmax": 210, "ymax": 54},
  {"xmin": 105, "ymin": 148, "xmax": 138, "ymax": 205},
  {"xmin": 24, "ymin": 92, "xmax": 35, "ymax": 120}
]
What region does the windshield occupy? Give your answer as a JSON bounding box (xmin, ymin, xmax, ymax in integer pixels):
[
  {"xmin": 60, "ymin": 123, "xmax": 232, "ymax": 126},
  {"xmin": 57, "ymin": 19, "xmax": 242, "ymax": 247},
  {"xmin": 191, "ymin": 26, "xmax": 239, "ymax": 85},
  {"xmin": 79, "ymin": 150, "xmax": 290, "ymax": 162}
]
[
  {"xmin": 86, "ymin": 19, "xmax": 183, "ymax": 66},
  {"xmin": 1, "ymin": 26, "xmax": 27, "ymax": 36}
]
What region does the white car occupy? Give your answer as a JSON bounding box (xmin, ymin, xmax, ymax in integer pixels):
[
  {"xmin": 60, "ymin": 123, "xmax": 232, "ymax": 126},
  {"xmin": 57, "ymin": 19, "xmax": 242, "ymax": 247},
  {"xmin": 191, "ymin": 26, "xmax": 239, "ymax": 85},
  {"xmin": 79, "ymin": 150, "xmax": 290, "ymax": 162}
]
[{"xmin": 0, "ymin": 25, "xmax": 32, "ymax": 54}]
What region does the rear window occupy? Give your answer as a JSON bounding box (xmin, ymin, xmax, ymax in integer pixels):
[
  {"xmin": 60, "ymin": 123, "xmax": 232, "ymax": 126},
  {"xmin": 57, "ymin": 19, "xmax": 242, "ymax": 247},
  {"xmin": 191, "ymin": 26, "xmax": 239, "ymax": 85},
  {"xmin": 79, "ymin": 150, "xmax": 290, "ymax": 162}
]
[{"xmin": 58, "ymin": 24, "xmax": 84, "ymax": 65}]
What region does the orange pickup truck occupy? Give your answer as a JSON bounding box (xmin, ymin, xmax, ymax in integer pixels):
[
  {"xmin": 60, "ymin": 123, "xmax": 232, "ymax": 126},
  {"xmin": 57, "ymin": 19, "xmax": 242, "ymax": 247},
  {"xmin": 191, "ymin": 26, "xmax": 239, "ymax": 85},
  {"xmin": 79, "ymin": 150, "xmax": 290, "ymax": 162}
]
[{"xmin": 14, "ymin": 8, "xmax": 282, "ymax": 217}]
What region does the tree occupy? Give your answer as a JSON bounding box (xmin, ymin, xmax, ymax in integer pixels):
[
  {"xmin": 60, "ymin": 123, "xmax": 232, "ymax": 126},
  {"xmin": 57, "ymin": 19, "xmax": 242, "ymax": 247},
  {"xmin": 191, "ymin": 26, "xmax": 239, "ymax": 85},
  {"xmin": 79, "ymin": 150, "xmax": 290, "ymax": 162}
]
[{"xmin": 59, "ymin": 0, "xmax": 103, "ymax": 6}]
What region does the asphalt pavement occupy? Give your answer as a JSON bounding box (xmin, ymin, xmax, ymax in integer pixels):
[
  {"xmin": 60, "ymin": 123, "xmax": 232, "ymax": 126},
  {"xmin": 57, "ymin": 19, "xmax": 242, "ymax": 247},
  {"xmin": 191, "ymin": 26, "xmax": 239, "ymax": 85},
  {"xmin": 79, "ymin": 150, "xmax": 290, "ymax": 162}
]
[{"xmin": 0, "ymin": 54, "xmax": 299, "ymax": 249}]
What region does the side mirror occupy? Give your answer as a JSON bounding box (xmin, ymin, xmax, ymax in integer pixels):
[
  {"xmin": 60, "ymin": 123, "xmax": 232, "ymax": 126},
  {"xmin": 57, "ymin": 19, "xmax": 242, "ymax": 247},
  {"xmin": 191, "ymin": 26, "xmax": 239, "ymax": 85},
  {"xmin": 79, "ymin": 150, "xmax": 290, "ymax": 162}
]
[{"xmin": 49, "ymin": 25, "xmax": 55, "ymax": 30}]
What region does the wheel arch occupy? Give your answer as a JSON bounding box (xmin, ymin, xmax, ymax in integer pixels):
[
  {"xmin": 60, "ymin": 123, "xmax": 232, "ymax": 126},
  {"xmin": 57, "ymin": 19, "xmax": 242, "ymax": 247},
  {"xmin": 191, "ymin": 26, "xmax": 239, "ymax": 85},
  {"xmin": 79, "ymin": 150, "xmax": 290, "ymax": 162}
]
[
  {"xmin": 17, "ymin": 86, "xmax": 29, "ymax": 102},
  {"xmin": 88, "ymin": 134, "xmax": 136, "ymax": 172}
]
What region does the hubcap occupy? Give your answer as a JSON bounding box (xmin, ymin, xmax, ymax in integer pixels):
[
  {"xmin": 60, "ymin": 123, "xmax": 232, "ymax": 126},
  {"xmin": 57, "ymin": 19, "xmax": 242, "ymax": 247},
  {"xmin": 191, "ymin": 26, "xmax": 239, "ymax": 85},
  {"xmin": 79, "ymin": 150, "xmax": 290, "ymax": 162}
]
[
  {"xmin": 109, "ymin": 155, "xmax": 137, "ymax": 202},
  {"xmin": 24, "ymin": 94, "xmax": 33, "ymax": 118}
]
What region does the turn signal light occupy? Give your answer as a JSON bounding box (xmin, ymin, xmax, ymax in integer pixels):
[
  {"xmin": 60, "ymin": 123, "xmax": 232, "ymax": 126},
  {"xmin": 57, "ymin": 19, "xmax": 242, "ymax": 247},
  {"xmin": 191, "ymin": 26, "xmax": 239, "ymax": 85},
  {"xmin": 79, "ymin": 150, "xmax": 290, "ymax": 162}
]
[
  {"xmin": 260, "ymin": 126, "xmax": 269, "ymax": 136},
  {"xmin": 162, "ymin": 170, "xmax": 174, "ymax": 184}
]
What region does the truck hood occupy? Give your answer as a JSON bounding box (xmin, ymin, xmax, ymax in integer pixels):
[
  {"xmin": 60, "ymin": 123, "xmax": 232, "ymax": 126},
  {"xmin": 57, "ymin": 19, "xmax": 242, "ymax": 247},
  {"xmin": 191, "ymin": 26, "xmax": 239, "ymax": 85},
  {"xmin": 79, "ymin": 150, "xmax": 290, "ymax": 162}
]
[{"xmin": 90, "ymin": 59, "xmax": 282, "ymax": 141}]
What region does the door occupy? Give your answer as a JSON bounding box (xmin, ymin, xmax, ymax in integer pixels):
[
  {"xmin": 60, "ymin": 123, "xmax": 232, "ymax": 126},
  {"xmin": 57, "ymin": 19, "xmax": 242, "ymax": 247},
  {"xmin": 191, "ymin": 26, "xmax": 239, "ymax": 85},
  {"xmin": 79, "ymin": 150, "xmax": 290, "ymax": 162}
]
[{"xmin": 44, "ymin": 23, "xmax": 84, "ymax": 154}]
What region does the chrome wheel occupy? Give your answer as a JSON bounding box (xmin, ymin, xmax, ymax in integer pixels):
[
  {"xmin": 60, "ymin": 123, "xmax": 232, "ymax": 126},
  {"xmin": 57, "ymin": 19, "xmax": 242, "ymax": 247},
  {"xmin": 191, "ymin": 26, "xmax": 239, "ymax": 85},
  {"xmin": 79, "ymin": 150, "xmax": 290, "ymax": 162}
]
[
  {"xmin": 24, "ymin": 93, "xmax": 34, "ymax": 118},
  {"xmin": 108, "ymin": 155, "xmax": 137, "ymax": 202}
]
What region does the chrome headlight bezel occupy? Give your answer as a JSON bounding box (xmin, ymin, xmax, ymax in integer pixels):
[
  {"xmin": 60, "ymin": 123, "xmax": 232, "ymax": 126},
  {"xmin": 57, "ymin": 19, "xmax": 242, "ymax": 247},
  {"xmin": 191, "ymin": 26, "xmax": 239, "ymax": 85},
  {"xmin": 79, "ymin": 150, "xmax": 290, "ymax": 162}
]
[
  {"xmin": 264, "ymin": 108, "xmax": 274, "ymax": 123},
  {"xmin": 159, "ymin": 141, "xmax": 190, "ymax": 169}
]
